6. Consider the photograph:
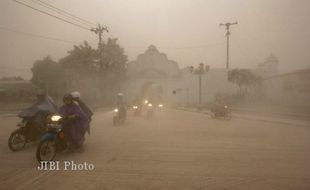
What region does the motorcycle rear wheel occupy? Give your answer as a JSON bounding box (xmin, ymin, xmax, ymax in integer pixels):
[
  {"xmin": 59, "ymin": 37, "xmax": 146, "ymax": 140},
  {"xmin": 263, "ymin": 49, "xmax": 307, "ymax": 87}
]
[{"xmin": 8, "ymin": 130, "xmax": 26, "ymax": 152}]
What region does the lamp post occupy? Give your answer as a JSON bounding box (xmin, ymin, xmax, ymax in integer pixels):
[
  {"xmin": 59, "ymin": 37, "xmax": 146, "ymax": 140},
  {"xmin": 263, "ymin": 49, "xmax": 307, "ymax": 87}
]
[{"xmin": 188, "ymin": 63, "xmax": 210, "ymax": 106}]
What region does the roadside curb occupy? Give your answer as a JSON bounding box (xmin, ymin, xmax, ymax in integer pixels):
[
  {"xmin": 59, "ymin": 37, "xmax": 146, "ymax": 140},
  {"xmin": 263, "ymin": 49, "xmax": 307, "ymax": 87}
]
[
  {"xmin": 176, "ymin": 107, "xmax": 310, "ymax": 127},
  {"xmin": 231, "ymin": 107, "xmax": 310, "ymax": 121}
]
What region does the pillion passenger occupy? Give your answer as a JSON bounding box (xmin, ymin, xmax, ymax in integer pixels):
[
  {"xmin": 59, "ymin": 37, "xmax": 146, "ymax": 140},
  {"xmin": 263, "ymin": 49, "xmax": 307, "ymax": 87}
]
[{"xmin": 71, "ymin": 91, "xmax": 93, "ymax": 134}]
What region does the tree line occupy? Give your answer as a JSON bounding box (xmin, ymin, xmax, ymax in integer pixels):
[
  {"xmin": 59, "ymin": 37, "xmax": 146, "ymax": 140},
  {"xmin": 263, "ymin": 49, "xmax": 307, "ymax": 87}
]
[
  {"xmin": 228, "ymin": 68, "xmax": 262, "ymax": 96},
  {"xmin": 31, "ymin": 38, "xmax": 127, "ymax": 106}
]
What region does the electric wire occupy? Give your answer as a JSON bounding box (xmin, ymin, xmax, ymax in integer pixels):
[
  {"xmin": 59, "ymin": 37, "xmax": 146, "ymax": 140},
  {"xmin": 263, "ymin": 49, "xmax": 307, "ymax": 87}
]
[
  {"xmin": 0, "ymin": 26, "xmax": 79, "ymax": 44},
  {"xmin": 12, "ymin": 0, "xmax": 91, "ymax": 31},
  {"xmin": 31, "ymin": 0, "xmax": 96, "ymax": 28}
]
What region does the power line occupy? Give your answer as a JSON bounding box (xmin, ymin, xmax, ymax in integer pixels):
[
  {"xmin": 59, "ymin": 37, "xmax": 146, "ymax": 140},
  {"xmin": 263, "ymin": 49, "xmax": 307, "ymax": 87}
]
[
  {"xmin": 0, "ymin": 25, "xmax": 79, "ymax": 44},
  {"xmin": 159, "ymin": 43, "xmax": 225, "ymax": 50},
  {"xmin": 12, "ymin": 0, "xmax": 91, "ymax": 31},
  {"xmin": 31, "ymin": 0, "xmax": 96, "ymax": 28},
  {"xmin": 123, "ymin": 42, "xmax": 225, "ymax": 50},
  {"xmin": 1, "ymin": 23, "xmax": 224, "ymax": 51}
]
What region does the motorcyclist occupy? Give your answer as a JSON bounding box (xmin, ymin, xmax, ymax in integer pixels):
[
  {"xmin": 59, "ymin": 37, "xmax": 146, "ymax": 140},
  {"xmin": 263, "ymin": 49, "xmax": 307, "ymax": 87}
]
[
  {"xmin": 71, "ymin": 91, "xmax": 93, "ymax": 134},
  {"xmin": 26, "ymin": 90, "xmax": 57, "ymax": 129},
  {"xmin": 35, "ymin": 89, "xmax": 58, "ymax": 112},
  {"xmin": 132, "ymin": 95, "xmax": 143, "ymax": 115},
  {"xmin": 133, "ymin": 95, "xmax": 142, "ymax": 107},
  {"xmin": 58, "ymin": 94, "xmax": 88, "ymax": 151},
  {"xmin": 212, "ymin": 97, "xmax": 226, "ymax": 115},
  {"xmin": 114, "ymin": 93, "xmax": 127, "ymax": 119},
  {"xmin": 146, "ymin": 97, "xmax": 154, "ymax": 106},
  {"xmin": 8, "ymin": 90, "xmax": 57, "ymax": 150}
]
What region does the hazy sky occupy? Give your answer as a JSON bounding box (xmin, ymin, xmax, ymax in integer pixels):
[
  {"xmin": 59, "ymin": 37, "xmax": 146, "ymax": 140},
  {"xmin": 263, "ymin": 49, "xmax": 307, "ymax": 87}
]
[{"xmin": 0, "ymin": 0, "xmax": 310, "ymax": 79}]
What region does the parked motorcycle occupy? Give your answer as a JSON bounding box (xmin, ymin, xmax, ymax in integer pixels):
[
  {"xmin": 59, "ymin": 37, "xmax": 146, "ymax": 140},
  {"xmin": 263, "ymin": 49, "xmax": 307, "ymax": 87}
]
[
  {"xmin": 210, "ymin": 105, "xmax": 232, "ymax": 120},
  {"xmin": 8, "ymin": 104, "xmax": 51, "ymax": 152},
  {"xmin": 36, "ymin": 114, "xmax": 67, "ymax": 162}
]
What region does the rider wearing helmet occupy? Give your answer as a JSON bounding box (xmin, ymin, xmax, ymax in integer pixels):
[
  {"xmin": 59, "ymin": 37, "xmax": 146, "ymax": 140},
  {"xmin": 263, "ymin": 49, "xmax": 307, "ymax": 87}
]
[
  {"xmin": 36, "ymin": 89, "xmax": 46, "ymax": 103},
  {"xmin": 70, "ymin": 91, "xmax": 93, "ymax": 134},
  {"xmin": 28, "ymin": 89, "xmax": 57, "ymax": 130},
  {"xmin": 35, "ymin": 89, "xmax": 57, "ymax": 111},
  {"xmin": 59, "ymin": 94, "xmax": 88, "ymax": 150}
]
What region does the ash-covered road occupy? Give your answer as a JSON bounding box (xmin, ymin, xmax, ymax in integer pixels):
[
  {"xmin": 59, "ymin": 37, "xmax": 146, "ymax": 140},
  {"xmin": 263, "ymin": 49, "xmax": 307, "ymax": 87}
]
[{"xmin": 0, "ymin": 109, "xmax": 310, "ymax": 190}]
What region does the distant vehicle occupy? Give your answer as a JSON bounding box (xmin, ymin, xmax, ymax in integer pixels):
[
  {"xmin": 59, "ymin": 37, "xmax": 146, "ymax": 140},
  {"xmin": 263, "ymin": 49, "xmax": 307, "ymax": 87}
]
[
  {"xmin": 146, "ymin": 102, "xmax": 154, "ymax": 119},
  {"xmin": 132, "ymin": 105, "xmax": 141, "ymax": 116},
  {"xmin": 113, "ymin": 107, "xmax": 126, "ymax": 126},
  {"xmin": 210, "ymin": 105, "xmax": 232, "ymax": 120}
]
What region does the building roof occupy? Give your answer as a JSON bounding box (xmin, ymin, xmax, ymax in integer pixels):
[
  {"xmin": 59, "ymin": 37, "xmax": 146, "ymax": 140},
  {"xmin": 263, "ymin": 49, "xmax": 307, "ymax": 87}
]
[{"xmin": 264, "ymin": 68, "xmax": 310, "ymax": 80}]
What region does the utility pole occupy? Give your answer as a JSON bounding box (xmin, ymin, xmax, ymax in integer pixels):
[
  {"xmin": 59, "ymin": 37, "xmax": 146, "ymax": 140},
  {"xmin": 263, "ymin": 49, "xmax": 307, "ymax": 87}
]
[
  {"xmin": 220, "ymin": 22, "xmax": 238, "ymax": 69},
  {"xmin": 186, "ymin": 88, "xmax": 189, "ymax": 106},
  {"xmin": 198, "ymin": 63, "xmax": 203, "ymax": 105},
  {"xmin": 91, "ymin": 24, "xmax": 109, "ymax": 67}
]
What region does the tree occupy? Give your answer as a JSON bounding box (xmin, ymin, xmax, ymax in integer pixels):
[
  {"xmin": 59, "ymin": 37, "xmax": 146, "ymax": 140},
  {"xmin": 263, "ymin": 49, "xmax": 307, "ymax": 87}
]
[
  {"xmin": 228, "ymin": 68, "xmax": 262, "ymax": 96},
  {"xmin": 59, "ymin": 41, "xmax": 98, "ymax": 75},
  {"xmin": 96, "ymin": 38, "xmax": 128, "ymax": 105},
  {"xmin": 59, "ymin": 39, "xmax": 128, "ymax": 77},
  {"xmin": 31, "ymin": 39, "xmax": 128, "ymax": 105},
  {"xmin": 99, "ymin": 38, "xmax": 128, "ymax": 75},
  {"xmin": 31, "ymin": 56, "xmax": 64, "ymax": 98}
]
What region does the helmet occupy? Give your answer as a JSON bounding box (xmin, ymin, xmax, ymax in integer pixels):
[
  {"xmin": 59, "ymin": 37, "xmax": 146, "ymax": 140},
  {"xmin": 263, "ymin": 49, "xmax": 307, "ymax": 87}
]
[
  {"xmin": 117, "ymin": 93, "xmax": 124, "ymax": 97},
  {"xmin": 63, "ymin": 94, "xmax": 73, "ymax": 102},
  {"xmin": 71, "ymin": 91, "xmax": 81, "ymax": 99}
]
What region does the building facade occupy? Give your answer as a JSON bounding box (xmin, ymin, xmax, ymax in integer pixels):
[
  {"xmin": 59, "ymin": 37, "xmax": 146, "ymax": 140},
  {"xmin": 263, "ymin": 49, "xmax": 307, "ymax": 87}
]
[{"xmin": 262, "ymin": 68, "xmax": 310, "ymax": 107}]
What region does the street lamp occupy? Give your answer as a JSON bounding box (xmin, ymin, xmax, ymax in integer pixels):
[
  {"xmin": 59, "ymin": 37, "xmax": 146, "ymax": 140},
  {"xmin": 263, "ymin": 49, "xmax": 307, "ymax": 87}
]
[{"xmin": 188, "ymin": 63, "xmax": 210, "ymax": 106}]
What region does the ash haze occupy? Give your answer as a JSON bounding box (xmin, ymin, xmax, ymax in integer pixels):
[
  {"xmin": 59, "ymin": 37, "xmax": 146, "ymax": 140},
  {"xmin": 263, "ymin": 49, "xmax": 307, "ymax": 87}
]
[{"xmin": 0, "ymin": 0, "xmax": 310, "ymax": 79}]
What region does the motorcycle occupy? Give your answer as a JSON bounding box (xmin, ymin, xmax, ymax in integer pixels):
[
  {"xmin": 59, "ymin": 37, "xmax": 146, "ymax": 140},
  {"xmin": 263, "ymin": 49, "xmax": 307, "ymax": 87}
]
[
  {"xmin": 210, "ymin": 105, "xmax": 232, "ymax": 120},
  {"xmin": 113, "ymin": 107, "xmax": 126, "ymax": 126},
  {"xmin": 8, "ymin": 104, "xmax": 51, "ymax": 152},
  {"xmin": 146, "ymin": 103, "xmax": 154, "ymax": 119},
  {"xmin": 157, "ymin": 103, "xmax": 164, "ymax": 109},
  {"xmin": 132, "ymin": 105, "xmax": 142, "ymax": 116},
  {"xmin": 36, "ymin": 114, "xmax": 67, "ymax": 162}
]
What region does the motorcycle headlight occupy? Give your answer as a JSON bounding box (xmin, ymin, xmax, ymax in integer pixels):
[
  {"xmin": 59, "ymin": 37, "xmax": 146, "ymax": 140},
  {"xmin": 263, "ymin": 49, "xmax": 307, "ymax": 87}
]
[
  {"xmin": 114, "ymin": 108, "xmax": 119, "ymax": 112},
  {"xmin": 158, "ymin": 104, "xmax": 163, "ymax": 108},
  {"xmin": 51, "ymin": 115, "xmax": 62, "ymax": 122},
  {"xmin": 148, "ymin": 103, "xmax": 153, "ymax": 107},
  {"xmin": 144, "ymin": 100, "xmax": 148, "ymax": 104},
  {"xmin": 224, "ymin": 105, "xmax": 228, "ymax": 109}
]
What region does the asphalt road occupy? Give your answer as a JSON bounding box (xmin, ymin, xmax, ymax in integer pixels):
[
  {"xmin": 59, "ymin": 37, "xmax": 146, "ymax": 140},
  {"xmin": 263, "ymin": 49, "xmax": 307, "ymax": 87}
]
[{"xmin": 0, "ymin": 109, "xmax": 310, "ymax": 190}]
